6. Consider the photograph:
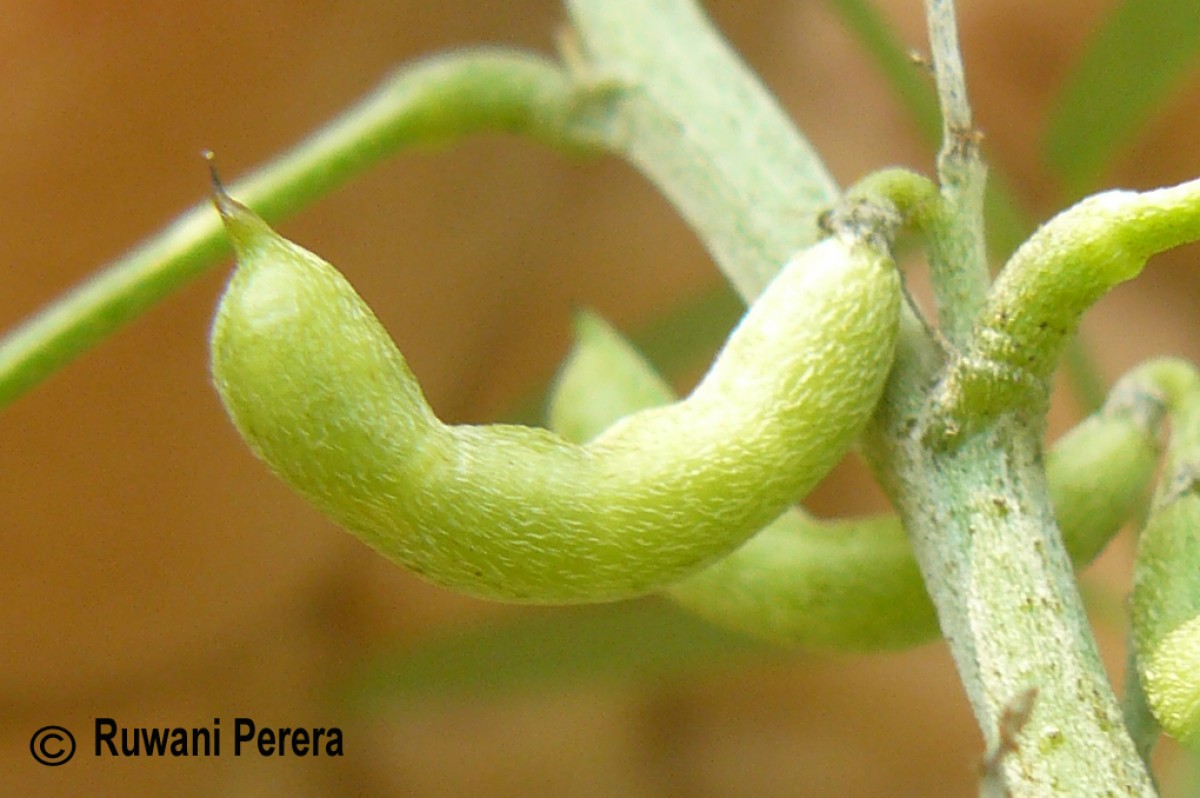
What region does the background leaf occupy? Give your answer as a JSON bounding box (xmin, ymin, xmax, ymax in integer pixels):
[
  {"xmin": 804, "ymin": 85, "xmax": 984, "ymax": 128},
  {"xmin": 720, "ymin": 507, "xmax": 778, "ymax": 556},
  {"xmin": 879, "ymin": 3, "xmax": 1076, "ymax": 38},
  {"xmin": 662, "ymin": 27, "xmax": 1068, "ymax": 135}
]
[
  {"xmin": 342, "ymin": 600, "xmax": 779, "ymax": 708},
  {"xmin": 1044, "ymin": 0, "xmax": 1200, "ymax": 193}
]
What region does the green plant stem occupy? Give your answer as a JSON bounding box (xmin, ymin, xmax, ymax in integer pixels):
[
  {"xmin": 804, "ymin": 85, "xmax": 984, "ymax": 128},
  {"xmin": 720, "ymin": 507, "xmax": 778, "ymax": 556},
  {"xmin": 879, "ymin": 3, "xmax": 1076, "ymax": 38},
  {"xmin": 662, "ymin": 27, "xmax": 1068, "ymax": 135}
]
[
  {"xmin": 0, "ymin": 50, "xmax": 605, "ymax": 408},
  {"xmin": 828, "ymin": 0, "xmax": 1104, "ymax": 411},
  {"xmin": 855, "ymin": 2, "xmax": 1159, "ymax": 793},
  {"xmin": 921, "ymin": 0, "xmax": 989, "ymax": 347},
  {"xmin": 829, "ymin": 0, "xmax": 1032, "ymax": 262},
  {"xmin": 865, "ymin": 316, "xmax": 1157, "ymax": 795},
  {"xmin": 919, "ymin": 0, "xmax": 1007, "ymax": 306},
  {"xmin": 565, "ymin": 0, "xmax": 839, "ymax": 303}
]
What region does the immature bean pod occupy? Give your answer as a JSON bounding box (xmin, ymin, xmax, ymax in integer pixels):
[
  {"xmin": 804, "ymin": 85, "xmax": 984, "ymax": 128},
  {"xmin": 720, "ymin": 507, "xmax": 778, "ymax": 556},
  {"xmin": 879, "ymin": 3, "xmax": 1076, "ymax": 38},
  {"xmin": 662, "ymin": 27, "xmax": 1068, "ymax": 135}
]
[
  {"xmin": 1130, "ymin": 360, "xmax": 1200, "ymax": 748},
  {"xmin": 548, "ymin": 313, "xmax": 1162, "ymax": 649},
  {"xmin": 930, "ymin": 178, "xmax": 1200, "ymax": 442},
  {"xmin": 208, "ymin": 177, "xmax": 901, "ymax": 603}
]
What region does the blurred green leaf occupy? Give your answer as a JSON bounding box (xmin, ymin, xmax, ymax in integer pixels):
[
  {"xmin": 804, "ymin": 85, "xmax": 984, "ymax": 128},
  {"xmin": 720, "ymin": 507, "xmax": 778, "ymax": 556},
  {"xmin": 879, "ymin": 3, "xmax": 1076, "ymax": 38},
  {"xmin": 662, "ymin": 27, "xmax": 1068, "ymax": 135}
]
[
  {"xmin": 505, "ymin": 283, "xmax": 740, "ymax": 426},
  {"xmin": 342, "ymin": 599, "xmax": 782, "ymax": 709},
  {"xmin": 632, "ymin": 283, "xmax": 742, "ymax": 379},
  {"xmin": 1044, "ymin": 0, "xmax": 1200, "ymax": 193},
  {"xmin": 826, "ymin": 0, "xmax": 940, "ymax": 142}
]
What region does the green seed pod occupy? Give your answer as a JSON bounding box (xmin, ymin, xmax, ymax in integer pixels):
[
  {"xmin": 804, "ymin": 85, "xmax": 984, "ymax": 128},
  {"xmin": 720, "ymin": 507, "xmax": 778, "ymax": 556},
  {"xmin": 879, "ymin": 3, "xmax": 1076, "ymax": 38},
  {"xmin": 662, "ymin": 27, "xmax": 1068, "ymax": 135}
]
[
  {"xmin": 931, "ymin": 178, "xmax": 1200, "ymax": 441},
  {"xmin": 549, "ymin": 313, "xmax": 1163, "ymax": 649},
  {"xmin": 208, "ymin": 180, "xmax": 901, "ymax": 604},
  {"xmin": 1131, "ymin": 362, "xmax": 1200, "ymax": 748}
]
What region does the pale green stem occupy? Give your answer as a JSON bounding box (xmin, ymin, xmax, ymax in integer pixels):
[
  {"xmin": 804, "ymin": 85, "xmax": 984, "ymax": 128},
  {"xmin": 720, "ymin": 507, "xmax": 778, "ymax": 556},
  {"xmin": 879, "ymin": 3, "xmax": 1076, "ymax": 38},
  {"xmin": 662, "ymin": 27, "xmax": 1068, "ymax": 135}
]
[
  {"xmin": 829, "ymin": 0, "xmax": 1104, "ymax": 409},
  {"xmin": 923, "ymin": 0, "xmax": 989, "ymax": 345},
  {"xmin": 565, "ymin": 0, "xmax": 839, "ymax": 303},
  {"xmin": 867, "ymin": 373, "xmax": 1158, "ymax": 794},
  {"xmin": 0, "ymin": 50, "xmax": 605, "ymax": 408},
  {"xmin": 858, "ymin": 2, "xmax": 1160, "ymax": 793}
]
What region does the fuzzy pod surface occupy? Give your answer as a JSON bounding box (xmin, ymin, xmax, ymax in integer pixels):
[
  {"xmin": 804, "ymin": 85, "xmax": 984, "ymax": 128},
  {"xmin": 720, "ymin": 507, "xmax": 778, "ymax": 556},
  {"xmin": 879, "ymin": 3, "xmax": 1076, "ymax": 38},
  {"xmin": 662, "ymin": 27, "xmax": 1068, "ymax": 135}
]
[
  {"xmin": 932, "ymin": 178, "xmax": 1200, "ymax": 441},
  {"xmin": 208, "ymin": 185, "xmax": 901, "ymax": 603},
  {"xmin": 549, "ymin": 313, "xmax": 1162, "ymax": 647},
  {"xmin": 1132, "ymin": 367, "xmax": 1200, "ymax": 749}
]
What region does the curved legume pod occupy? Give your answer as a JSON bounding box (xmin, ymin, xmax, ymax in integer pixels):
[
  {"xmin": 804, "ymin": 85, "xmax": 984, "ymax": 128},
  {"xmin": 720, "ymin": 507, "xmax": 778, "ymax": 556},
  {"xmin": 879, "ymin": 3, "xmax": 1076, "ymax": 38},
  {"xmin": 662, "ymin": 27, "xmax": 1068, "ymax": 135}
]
[
  {"xmin": 549, "ymin": 313, "xmax": 1163, "ymax": 647},
  {"xmin": 208, "ymin": 180, "xmax": 900, "ymax": 603}
]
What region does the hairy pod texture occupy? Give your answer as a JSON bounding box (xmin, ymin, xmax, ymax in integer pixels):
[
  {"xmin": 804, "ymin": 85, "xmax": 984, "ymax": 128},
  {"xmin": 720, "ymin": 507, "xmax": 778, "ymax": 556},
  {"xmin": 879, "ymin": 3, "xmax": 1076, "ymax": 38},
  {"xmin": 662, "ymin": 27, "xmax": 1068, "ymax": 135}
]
[
  {"xmin": 208, "ymin": 187, "xmax": 900, "ymax": 603},
  {"xmin": 932, "ymin": 178, "xmax": 1200, "ymax": 441},
  {"xmin": 548, "ymin": 314, "xmax": 1162, "ymax": 649},
  {"xmin": 1131, "ymin": 362, "xmax": 1200, "ymax": 748}
]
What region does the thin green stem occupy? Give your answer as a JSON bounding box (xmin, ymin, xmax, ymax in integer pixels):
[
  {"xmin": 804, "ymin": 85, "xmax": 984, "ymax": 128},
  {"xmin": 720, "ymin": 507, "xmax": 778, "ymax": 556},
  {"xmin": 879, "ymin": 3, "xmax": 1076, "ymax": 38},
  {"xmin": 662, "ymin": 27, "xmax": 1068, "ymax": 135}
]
[
  {"xmin": 828, "ymin": 0, "xmax": 1036, "ymax": 260},
  {"xmin": 925, "ymin": 0, "xmax": 970, "ymax": 136},
  {"xmin": 923, "ymin": 0, "xmax": 989, "ymax": 346},
  {"xmin": 0, "ymin": 49, "xmax": 604, "ymax": 408},
  {"xmin": 828, "ymin": 0, "xmax": 1105, "ymax": 410},
  {"xmin": 857, "ymin": 1, "xmax": 1160, "ymax": 792},
  {"xmin": 566, "ymin": 0, "xmax": 840, "ymax": 303}
]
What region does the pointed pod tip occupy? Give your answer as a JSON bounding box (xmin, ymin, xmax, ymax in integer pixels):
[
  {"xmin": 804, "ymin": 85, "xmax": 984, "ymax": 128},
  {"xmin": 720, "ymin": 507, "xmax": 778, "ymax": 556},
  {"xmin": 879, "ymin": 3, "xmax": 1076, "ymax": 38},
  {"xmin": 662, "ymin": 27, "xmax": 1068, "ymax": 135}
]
[
  {"xmin": 203, "ymin": 149, "xmax": 221, "ymax": 190},
  {"xmin": 569, "ymin": 307, "xmax": 606, "ymax": 339},
  {"xmin": 202, "ymin": 149, "xmax": 238, "ymax": 221},
  {"xmin": 202, "ymin": 150, "xmax": 275, "ymax": 258}
]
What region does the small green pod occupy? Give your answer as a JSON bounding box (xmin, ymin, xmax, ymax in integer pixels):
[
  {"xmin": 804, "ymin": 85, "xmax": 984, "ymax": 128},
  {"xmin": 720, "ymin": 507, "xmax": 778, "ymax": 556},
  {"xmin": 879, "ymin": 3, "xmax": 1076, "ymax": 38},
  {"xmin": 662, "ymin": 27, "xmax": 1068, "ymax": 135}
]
[
  {"xmin": 208, "ymin": 183, "xmax": 900, "ymax": 603},
  {"xmin": 932, "ymin": 178, "xmax": 1200, "ymax": 441},
  {"xmin": 549, "ymin": 313, "xmax": 1163, "ymax": 649},
  {"xmin": 1131, "ymin": 365, "xmax": 1200, "ymax": 748}
]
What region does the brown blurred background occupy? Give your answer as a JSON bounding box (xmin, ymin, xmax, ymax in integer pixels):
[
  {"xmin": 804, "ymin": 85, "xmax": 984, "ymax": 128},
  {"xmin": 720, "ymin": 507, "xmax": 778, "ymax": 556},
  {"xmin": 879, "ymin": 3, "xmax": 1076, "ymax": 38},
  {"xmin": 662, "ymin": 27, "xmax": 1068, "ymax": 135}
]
[{"xmin": 3, "ymin": 1, "xmax": 1200, "ymax": 796}]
